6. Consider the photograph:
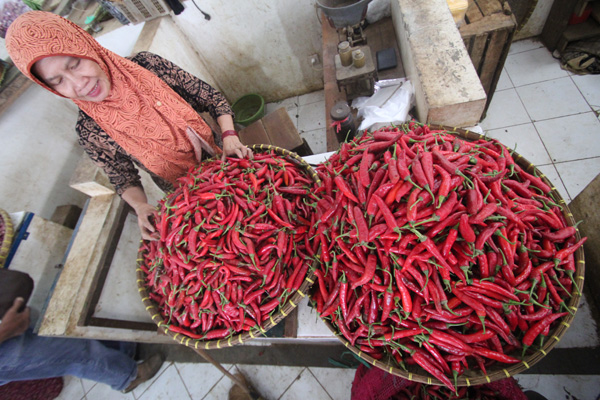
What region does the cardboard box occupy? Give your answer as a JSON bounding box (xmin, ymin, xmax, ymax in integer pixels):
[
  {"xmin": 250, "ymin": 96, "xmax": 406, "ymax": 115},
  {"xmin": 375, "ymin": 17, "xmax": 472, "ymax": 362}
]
[{"xmin": 238, "ymin": 108, "xmax": 313, "ymax": 156}]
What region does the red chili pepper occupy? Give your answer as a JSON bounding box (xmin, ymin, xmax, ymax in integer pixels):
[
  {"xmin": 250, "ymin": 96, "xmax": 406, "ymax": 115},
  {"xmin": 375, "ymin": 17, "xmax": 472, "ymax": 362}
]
[
  {"xmin": 432, "ymin": 164, "xmax": 451, "ymax": 206},
  {"xmin": 411, "ymin": 349, "xmax": 456, "ymax": 392},
  {"xmin": 334, "ymin": 175, "xmax": 359, "ymax": 203},
  {"xmin": 396, "ymin": 147, "xmax": 411, "ymax": 180},
  {"xmin": 411, "ymin": 155, "xmax": 429, "ymax": 188},
  {"xmin": 471, "ymin": 346, "xmax": 520, "ymax": 364},
  {"xmin": 452, "ymin": 287, "xmax": 486, "ymax": 327},
  {"xmin": 469, "ymin": 202, "xmax": 498, "ymax": 225},
  {"xmin": 407, "ymin": 187, "xmax": 422, "ymax": 222},
  {"xmin": 337, "ymin": 275, "xmax": 349, "ymax": 319},
  {"xmin": 523, "ymin": 312, "xmax": 568, "ymax": 347},
  {"xmin": 359, "ymin": 150, "xmax": 374, "ymax": 188},
  {"xmin": 373, "ymin": 194, "xmax": 398, "ymax": 230},
  {"xmin": 353, "ymin": 206, "xmax": 370, "ymax": 243},
  {"xmin": 204, "ymin": 328, "xmax": 231, "ymax": 340},
  {"xmin": 168, "ymin": 325, "xmax": 204, "ymax": 339},
  {"xmin": 432, "ymin": 191, "xmax": 458, "ymax": 223},
  {"xmin": 420, "ymin": 151, "xmax": 435, "ymax": 189},
  {"xmin": 350, "ymin": 254, "xmax": 377, "ymax": 290},
  {"xmin": 380, "ymin": 287, "xmax": 394, "ymax": 322},
  {"xmin": 395, "ymin": 272, "xmax": 413, "ymax": 314},
  {"xmin": 458, "ymin": 213, "xmax": 476, "ymax": 243},
  {"xmin": 554, "ymin": 237, "xmax": 586, "ymax": 263}
]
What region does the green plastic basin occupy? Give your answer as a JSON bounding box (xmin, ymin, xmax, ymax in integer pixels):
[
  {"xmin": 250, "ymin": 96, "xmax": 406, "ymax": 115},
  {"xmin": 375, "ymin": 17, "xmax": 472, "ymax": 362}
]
[{"xmin": 231, "ymin": 93, "xmax": 265, "ymax": 126}]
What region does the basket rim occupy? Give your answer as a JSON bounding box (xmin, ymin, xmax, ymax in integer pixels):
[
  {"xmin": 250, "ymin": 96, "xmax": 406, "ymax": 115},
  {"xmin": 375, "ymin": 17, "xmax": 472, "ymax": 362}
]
[
  {"xmin": 315, "ymin": 124, "xmax": 585, "ymax": 386},
  {"xmin": 136, "ymin": 145, "xmax": 320, "ymax": 349},
  {"xmin": 0, "ymin": 208, "xmax": 14, "ymax": 268}
]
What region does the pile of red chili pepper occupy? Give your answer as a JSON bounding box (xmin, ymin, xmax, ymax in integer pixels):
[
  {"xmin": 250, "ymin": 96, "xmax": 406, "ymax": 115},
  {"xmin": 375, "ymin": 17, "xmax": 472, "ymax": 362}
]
[
  {"xmin": 138, "ymin": 151, "xmax": 319, "ymax": 341},
  {"xmin": 312, "ymin": 122, "xmax": 586, "ymax": 392}
]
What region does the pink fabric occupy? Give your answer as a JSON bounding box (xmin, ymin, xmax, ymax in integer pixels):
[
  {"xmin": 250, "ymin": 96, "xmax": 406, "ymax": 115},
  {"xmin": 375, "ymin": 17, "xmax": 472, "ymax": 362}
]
[
  {"xmin": 0, "ymin": 377, "xmax": 63, "ymax": 400},
  {"xmin": 351, "ymin": 364, "xmax": 529, "ymax": 400}
]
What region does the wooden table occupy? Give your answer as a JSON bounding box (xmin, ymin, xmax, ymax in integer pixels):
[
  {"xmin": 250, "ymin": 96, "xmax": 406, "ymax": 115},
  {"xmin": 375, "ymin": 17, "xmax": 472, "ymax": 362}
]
[
  {"xmin": 35, "ymin": 153, "xmax": 340, "ymax": 345},
  {"xmin": 322, "ymin": 16, "xmax": 406, "ymax": 152}
]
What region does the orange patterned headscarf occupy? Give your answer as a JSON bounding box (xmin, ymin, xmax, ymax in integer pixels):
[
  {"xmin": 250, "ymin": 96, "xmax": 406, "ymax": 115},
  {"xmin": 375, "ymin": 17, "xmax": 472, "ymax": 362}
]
[{"xmin": 6, "ymin": 11, "xmax": 220, "ymax": 184}]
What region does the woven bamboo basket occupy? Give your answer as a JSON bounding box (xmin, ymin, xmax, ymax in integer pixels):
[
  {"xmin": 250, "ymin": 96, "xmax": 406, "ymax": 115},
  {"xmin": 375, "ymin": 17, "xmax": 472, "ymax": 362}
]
[
  {"xmin": 317, "ymin": 125, "xmax": 584, "ymax": 387},
  {"xmin": 0, "ymin": 208, "xmax": 14, "ymax": 268},
  {"xmin": 136, "ymin": 145, "xmax": 320, "ymax": 350}
]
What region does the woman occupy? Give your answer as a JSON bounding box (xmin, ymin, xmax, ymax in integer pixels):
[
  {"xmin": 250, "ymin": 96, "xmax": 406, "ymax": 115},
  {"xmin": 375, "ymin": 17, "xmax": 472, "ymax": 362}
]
[{"xmin": 6, "ymin": 11, "xmax": 252, "ymax": 240}]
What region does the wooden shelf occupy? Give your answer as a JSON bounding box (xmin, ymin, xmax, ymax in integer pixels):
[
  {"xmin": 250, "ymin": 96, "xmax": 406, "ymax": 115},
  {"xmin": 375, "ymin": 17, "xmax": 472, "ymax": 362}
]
[
  {"xmin": 558, "ymin": 18, "xmax": 600, "ymax": 52},
  {"xmin": 542, "ymin": 0, "xmax": 600, "ymax": 52}
]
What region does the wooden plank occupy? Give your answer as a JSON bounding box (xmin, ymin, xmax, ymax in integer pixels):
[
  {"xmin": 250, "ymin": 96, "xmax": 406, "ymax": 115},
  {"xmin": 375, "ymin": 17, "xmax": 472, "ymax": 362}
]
[
  {"xmin": 38, "ymin": 194, "xmax": 119, "ymax": 337},
  {"xmin": 365, "ymin": 23, "xmax": 383, "ymax": 54},
  {"xmin": 562, "ymin": 18, "xmax": 600, "ymax": 43},
  {"xmin": 322, "ymin": 13, "xmax": 346, "ymax": 152},
  {"xmin": 541, "ymin": 0, "xmax": 580, "ymax": 51},
  {"xmin": 283, "ymin": 308, "xmax": 298, "ymax": 338},
  {"xmin": 0, "ymin": 74, "xmax": 33, "ymax": 117},
  {"xmin": 371, "ymin": 17, "xmax": 405, "ymax": 80},
  {"xmin": 238, "ymin": 120, "xmax": 271, "ymax": 146},
  {"xmin": 568, "ymin": 173, "xmax": 600, "ymax": 312},
  {"xmin": 88, "ymin": 317, "xmax": 159, "ymax": 332},
  {"xmin": 262, "ymin": 107, "xmax": 303, "ymax": 149},
  {"xmin": 477, "ymin": 0, "xmax": 502, "ymax": 16},
  {"xmin": 459, "ymin": 0, "xmax": 516, "ymax": 118},
  {"xmin": 80, "ymin": 203, "xmax": 131, "ymax": 328},
  {"xmin": 482, "ymin": 29, "xmax": 515, "ymax": 116},
  {"xmin": 467, "ymin": 34, "xmax": 489, "ymax": 73},
  {"xmin": 465, "ymin": 0, "xmax": 484, "ymax": 23},
  {"xmin": 459, "ymin": 12, "xmax": 516, "ymax": 37},
  {"xmin": 479, "ymin": 29, "xmax": 509, "ymax": 94}
]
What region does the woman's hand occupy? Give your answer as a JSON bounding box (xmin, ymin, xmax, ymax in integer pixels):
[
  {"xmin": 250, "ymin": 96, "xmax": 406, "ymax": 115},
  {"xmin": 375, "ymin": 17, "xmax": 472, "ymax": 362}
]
[
  {"xmin": 122, "ymin": 186, "xmax": 159, "ymax": 241},
  {"xmin": 222, "ymin": 135, "xmax": 253, "ymax": 160},
  {"xmin": 0, "ymin": 298, "xmax": 30, "ymax": 343},
  {"xmin": 135, "ymin": 202, "xmax": 160, "ymax": 241}
]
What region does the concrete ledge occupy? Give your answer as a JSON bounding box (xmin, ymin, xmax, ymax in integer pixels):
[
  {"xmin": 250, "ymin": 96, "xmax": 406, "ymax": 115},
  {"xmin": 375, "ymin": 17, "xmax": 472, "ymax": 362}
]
[{"xmin": 391, "ymin": 0, "xmax": 487, "ymax": 127}]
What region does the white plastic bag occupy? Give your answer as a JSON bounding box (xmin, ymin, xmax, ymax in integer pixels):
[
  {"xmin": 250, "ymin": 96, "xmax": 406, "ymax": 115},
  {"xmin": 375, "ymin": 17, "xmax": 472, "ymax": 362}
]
[
  {"xmin": 366, "ymin": 0, "xmax": 391, "ymax": 24},
  {"xmin": 352, "ymin": 78, "xmax": 414, "ymax": 131}
]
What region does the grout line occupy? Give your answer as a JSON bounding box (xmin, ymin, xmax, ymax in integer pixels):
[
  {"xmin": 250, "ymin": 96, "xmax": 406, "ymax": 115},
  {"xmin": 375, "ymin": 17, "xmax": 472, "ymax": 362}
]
[
  {"xmin": 78, "ymin": 378, "xmax": 90, "ymax": 397},
  {"xmin": 200, "ymin": 363, "xmax": 235, "ymax": 400},
  {"xmin": 568, "ymin": 73, "xmax": 600, "ymax": 115},
  {"xmin": 536, "ymin": 163, "xmax": 572, "ymax": 203},
  {"xmin": 276, "ymin": 367, "xmax": 306, "ymax": 400},
  {"xmin": 134, "ymin": 361, "xmax": 172, "ymax": 400},
  {"xmin": 511, "ymin": 74, "xmax": 570, "ymax": 91},
  {"xmin": 530, "ymin": 110, "xmax": 598, "ymax": 124},
  {"xmin": 552, "ymin": 155, "xmax": 600, "ymax": 165},
  {"xmin": 298, "ymin": 91, "xmax": 325, "ymax": 107},
  {"xmin": 173, "ymin": 363, "xmax": 194, "ymax": 400},
  {"xmin": 306, "ymin": 367, "xmax": 335, "ymax": 400}
]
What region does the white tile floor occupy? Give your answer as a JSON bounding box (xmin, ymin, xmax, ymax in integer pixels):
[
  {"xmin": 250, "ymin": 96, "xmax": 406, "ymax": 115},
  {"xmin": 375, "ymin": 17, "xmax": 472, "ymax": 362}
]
[{"xmin": 55, "ymin": 38, "xmax": 600, "ymax": 400}]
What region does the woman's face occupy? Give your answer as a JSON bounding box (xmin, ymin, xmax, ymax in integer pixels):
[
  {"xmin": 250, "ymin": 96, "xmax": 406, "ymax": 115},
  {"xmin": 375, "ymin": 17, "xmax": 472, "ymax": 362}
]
[{"xmin": 32, "ymin": 55, "xmax": 111, "ymax": 102}]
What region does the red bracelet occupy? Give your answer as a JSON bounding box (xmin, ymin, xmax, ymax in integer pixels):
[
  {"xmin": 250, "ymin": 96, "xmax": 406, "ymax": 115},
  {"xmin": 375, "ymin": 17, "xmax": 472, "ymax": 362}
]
[{"xmin": 221, "ymin": 130, "xmax": 238, "ymax": 139}]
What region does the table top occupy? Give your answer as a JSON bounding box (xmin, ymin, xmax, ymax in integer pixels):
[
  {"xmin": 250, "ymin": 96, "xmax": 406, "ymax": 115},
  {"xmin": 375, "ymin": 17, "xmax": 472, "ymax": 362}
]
[{"xmin": 37, "ymin": 153, "xmax": 341, "ymax": 345}]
